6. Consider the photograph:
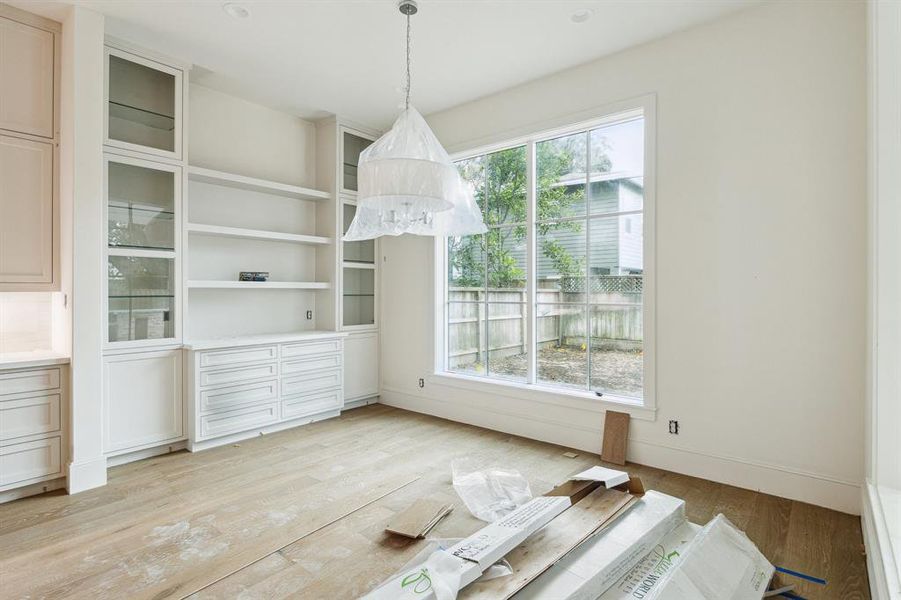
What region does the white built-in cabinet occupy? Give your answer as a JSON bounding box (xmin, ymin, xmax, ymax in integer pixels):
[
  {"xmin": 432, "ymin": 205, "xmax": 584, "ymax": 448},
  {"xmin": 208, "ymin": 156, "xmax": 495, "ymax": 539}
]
[
  {"xmin": 102, "ymin": 350, "xmax": 183, "ymax": 454},
  {"xmin": 101, "ymin": 40, "xmax": 187, "ymax": 460},
  {"xmin": 0, "ymin": 6, "xmax": 59, "ymax": 291}
]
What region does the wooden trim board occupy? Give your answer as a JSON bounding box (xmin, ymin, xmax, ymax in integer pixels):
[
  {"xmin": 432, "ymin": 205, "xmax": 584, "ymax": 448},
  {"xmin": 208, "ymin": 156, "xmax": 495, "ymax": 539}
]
[{"xmin": 601, "ymin": 410, "xmax": 630, "ymax": 466}]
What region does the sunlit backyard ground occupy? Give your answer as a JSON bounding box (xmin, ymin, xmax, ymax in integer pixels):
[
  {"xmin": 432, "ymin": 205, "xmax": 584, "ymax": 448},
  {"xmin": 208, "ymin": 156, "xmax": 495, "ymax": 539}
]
[{"xmin": 454, "ymin": 345, "xmax": 643, "ymax": 398}]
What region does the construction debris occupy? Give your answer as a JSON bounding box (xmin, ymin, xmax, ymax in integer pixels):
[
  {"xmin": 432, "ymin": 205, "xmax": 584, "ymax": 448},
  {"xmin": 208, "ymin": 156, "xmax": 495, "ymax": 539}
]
[{"xmin": 385, "ymin": 499, "xmax": 454, "ymax": 539}]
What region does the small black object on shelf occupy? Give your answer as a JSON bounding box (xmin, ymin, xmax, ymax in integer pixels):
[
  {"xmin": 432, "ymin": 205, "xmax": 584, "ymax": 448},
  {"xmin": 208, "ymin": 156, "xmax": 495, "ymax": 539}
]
[{"xmin": 238, "ymin": 271, "xmax": 269, "ymax": 282}]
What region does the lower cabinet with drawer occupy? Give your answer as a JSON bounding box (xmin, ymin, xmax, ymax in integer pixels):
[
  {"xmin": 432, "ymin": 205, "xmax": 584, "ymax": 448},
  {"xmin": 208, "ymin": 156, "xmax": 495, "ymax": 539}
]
[
  {"xmin": 184, "ymin": 333, "xmax": 346, "ymax": 451},
  {"xmin": 0, "ymin": 362, "xmax": 68, "ymax": 495}
]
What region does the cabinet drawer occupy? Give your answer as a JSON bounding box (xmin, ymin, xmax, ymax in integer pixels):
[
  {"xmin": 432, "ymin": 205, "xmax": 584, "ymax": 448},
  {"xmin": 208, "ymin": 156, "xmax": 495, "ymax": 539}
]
[
  {"xmin": 281, "ymin": 368, "xmax": 342, "ymax": 398},
  {"xmin": 0, "ymin": 393, "xmax": 60, "ymax": 441},
  {"xmin": 281, "ymin": 339, "xmax": 341, "ymax": 359},
  {"xmin": 200, "ymin": 363, "xmax": 278, "ymax": 388},
  {"xmin": 200, "ymin": 379, "xmax": 277, "ymax": 413},
  {"xmin": 282, "ymin": 389, "xmax": 342, "ymax": 420},
  {"xmin": 0, "ymin": 368, "xmax": 60, "ymax": 396},
  {"xmin": 282, "ymin": 354, "xmax": 342, "ymax": 375},
  {"xmin": 199, "ymin": 403, "xmax": 278, "ymax": 439},
  {"xmin": 198, "ymin": 346, "xmax": 277, "ymax": 369},
  {"xmin": 0, "ymin": 436, "xmax": 61, "ymax": 487}
]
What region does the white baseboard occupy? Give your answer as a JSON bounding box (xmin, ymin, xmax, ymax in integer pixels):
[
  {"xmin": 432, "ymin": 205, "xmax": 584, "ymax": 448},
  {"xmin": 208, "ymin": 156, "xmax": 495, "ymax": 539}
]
[
  {"xmin": 381, "ymin": 387, "xmax": 861, "ymax": 515},
  {"xmin": 344, "ymin": 395, "xmax": 379, "ymax": 410},
  {"xmin": 862, "ymin": 483, "xmax": 901, "ymax": 599},
  {"xmin": 0, "ymin": 477, "xmax": 67, "ymax": 504},
  {"xmin": 66, "ymin": 456, "xmax": 107, "ymax": 494},
  {"xmin": 106, "ymin": 440, "xmax": 188, "ymax": 467}
]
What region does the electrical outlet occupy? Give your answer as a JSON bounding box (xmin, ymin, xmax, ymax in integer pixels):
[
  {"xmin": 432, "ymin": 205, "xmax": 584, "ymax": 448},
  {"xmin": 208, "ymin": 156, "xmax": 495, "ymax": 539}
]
[
  {"xmin": 418, "ymin": 378, "xmax": 425, "ymax": 389},
  {"xmin": 306, "ymin": 310, "xmax": 313, "ymax": 320},
  {"xmin": 668, "ymin": 420, "xmax": 679, "ymax": 435}
]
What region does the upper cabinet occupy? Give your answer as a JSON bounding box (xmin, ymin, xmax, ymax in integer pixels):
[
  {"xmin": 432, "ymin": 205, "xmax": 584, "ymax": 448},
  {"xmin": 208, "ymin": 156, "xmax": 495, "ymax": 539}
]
[
  {"xmin": 0, "ymin": 6, "xmax": 59, "ymax": 292},
  {"xmin": 104, "ymin": 46, "xmax": 183, "ymax": 161},
  {"xmin": 0, "ymin": 16, "xmax": 55, "ymax": 138},
  {"xmin": 341, "ymin": 130, "xmax": 375, "ymax": 195}
]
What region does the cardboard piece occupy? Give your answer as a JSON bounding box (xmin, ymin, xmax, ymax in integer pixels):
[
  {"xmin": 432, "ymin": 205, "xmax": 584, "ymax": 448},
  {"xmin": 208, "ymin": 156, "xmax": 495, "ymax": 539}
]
[
  {"xmin": 601, "ymin": 410, "xmax": 630, "ymax": 465},
  {"xmin": 517, "ymin": 490, "xmax": 686, "ymax": 600},
  {"xmin": 386, "ymin": 499, "xmax": 454, "ymax": 539},
  {"xmin": 571, "ymin": 466, "xmax": 630, "ymax": 489}
]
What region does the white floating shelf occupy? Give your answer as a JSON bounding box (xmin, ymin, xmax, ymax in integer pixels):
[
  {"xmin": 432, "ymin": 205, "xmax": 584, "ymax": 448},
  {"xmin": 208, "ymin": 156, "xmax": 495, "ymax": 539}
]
[
  {"xmin": 188, "ymin": 166, "xmax": 331, "ymax": 202},
  {"xmin": 187, "ymin": 223, "xmax": 331, "ymax": 245},
  {"xmin": 187, "ymin": 280, "xmax": 330, "ymax": 290}
]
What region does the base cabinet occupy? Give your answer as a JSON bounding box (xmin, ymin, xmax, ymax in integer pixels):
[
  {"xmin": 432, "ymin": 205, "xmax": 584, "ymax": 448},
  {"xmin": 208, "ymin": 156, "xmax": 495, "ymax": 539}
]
[
  {"xmin": 102, "ymin": 349, "xmax": 184, "ymax": 455},
  {"xmin": 185, "ymin": 333, "xmax": 345, "ymax": 450},
  {"xmin": 344, "ymin": 332, "xmax": 378, "ymax": 403},
  {"xmin": 0, "ymin": 363, "xmax": 67, "ymax": 493}
]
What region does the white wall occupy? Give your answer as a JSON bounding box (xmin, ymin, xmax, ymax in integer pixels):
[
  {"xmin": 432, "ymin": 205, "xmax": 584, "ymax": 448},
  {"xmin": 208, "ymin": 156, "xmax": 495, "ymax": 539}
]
[
  {"xmin": 189, "ymin": 83, "xmax": 316, "ymax": 187},
  {"xmin": 379, "ymin": 0, "xmax": 867, "ymax": 514}
]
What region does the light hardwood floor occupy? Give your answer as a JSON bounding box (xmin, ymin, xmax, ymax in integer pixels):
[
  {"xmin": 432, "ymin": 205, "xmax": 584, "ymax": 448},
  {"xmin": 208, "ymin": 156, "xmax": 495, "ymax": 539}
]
[{"xmin": 0, "ymin": 405, "xmax": 869, "ymax": 599}]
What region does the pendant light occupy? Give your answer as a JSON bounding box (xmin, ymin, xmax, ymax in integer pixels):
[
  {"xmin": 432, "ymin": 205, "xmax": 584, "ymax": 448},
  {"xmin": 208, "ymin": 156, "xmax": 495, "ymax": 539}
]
[{"xmin": 343, "ymin": 0, "xmax": 487, "ymax": 241}]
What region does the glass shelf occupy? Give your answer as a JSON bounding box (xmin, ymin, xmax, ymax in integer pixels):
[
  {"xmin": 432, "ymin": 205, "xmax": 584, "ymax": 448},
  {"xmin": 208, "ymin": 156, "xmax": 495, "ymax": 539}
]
[
  {"xmin": 107, "ymin": 161, "xmax": 176, "ymax": 251},
  {"xmin": 108, "ymin": 255, "xmax": 175, "ymax": 343},
  {"xmin": 108, "ymin": 101, "xmax": 175, "ymax": 132}
]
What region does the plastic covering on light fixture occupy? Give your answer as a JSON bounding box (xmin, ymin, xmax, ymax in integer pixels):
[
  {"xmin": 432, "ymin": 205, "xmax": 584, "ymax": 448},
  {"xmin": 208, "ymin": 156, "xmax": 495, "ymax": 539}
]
[{"xmin": 343, "ymin": 107, "xmax": 487, "ymax": 241}]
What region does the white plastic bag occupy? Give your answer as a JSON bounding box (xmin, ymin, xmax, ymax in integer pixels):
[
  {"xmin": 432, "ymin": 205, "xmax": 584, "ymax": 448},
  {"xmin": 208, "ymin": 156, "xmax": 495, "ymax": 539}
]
[{"xmin": 451, "ymin": 459, "xmax": 532, "ymax": 522}]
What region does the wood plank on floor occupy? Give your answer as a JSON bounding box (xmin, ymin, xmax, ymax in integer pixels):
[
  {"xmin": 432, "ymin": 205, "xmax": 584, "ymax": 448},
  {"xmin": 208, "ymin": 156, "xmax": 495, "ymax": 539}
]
[{"xmin": 0, "ymin": 405, "xmax": 870, "ymax": 600}]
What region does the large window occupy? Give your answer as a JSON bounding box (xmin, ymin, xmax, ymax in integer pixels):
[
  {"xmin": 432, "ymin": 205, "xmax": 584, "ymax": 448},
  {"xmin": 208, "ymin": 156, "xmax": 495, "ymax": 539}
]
[{"xmin": 442, "ymin": 108, "xmax": 650, "ymax": 404}]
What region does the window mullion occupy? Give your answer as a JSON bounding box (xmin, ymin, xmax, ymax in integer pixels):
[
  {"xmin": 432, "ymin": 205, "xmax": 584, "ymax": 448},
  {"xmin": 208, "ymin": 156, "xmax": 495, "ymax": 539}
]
[
  {"xmin": 526, "ymin": 141, "xmax": 537, "ymax": 385},
  {"xmin": 584, "ymin": 130, "xmax": 592, "ymax": 391}
]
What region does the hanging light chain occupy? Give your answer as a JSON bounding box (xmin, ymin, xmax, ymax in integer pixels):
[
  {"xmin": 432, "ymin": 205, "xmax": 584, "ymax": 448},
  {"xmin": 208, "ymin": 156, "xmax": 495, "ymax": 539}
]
[{"xmin": 405, "ymin": 11, "xmax": 412, "ymax": 110}]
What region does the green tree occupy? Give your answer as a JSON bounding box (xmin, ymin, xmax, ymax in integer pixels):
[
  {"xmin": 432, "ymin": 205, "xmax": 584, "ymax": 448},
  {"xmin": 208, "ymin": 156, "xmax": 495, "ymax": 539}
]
[{"xmin": 448, "ymin": 135, "xmax": 610, "ymax": 288}]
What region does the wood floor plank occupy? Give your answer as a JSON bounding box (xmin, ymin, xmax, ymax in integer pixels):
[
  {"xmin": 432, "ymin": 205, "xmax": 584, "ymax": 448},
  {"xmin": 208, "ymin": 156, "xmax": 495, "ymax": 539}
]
[{"xmin": 0, "ymin": 405, "xmax": 870, "ymax": 600}]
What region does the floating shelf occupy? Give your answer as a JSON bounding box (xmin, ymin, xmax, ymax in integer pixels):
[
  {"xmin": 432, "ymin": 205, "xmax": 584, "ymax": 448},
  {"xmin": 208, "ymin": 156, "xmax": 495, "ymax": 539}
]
[
  {"xmin": 187, "ymin": 223, "xmax": 332, "ymax": 245},
  {"xmin": 187, "ymin": 280, "xmax": 330, "ymax": 290},
  {"xmin": 342, "ymin": 261, "xmax": 376, "ymax": 270},
  {"xmin": 108, "ymin": 100, "xmax": 175, "ymax": 132},
  {"xmin": 188, "ymin": 166, "xmax": 330, "ymax": 202}
]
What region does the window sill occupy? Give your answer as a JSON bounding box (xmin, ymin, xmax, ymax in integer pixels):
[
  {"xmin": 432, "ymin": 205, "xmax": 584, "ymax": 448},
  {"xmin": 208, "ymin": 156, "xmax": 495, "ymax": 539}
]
[{"xmin": 427, "ymin": 371, "xmax": 656, "ymax": 421}]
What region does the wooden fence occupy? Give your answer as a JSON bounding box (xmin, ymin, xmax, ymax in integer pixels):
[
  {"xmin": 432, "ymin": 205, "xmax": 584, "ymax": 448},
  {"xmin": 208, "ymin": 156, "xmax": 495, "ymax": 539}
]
[{"xmin": 448, "ymin": 278, "xmax": 642, "ymax": 366}]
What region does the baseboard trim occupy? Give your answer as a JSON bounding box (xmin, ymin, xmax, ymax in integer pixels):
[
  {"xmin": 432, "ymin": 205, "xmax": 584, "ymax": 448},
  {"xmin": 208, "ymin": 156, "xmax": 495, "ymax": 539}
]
[
  {"xmin": 381, "ymin": 387, "xmax": 861, "ymax": 514},
  {"xmin": 66, "ymin": 456, "xmax": 107, "ymax": 494},
  {"xmin": 0, "ymin": 477, "xmax": 67, "ymax": 504},
  {"xmin": 862, "ymin": 483, "xmax": 901, "ymax": 599},
  {"xmin": 106, "ymin": 440, "xmax": 188, "ymax": 467},
  {"xmin": 344, "ymin": 395, "xmax": 379, "ymax": 410}
]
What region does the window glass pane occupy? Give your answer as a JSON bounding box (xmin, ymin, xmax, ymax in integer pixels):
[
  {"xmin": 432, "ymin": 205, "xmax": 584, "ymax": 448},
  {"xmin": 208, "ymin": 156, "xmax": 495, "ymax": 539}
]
[
  {"xmin": 590, "ymin": 304, "xmax": 643, "ymax": 398},
  {"xmin": 456, "ymin": 155, "xmax": 486, "ymax": 211},
  {"xmin": 108, "ymin": 54, "xmax": 176, "ymax": 152},
  {"xmin": 589, "ymin": 118, "xmax": 644, "ymax": 214},
  {"xmin": 486, "ymin": 145, "xmax": 526, "ymax": 226},
  {"xmin": 537, "ymin": 132, "xmax": 586, "ymax": 221},
  {"xmin": 589, "ymin": 215, "xmax": 643, "ymax": 284},
  {"xmin": 447, "ymin": 302, "xmax": 486, "ymax": 376},
  {"xmin": 536, "ymin": 304, "xmax": 587, "ymax": 389},
  {"xmin": 488, "ymin": 227, "xmax": 527, "ymax": 292},
  {"xmin": 343, "ymin": 204, "xmax": 374, "ymax": 263},
  {"xmin": 448, "ymin": 234, "xmax": 485, "ymax": 290},
  {"xmin": 342, "ymin": 132, "xmax": 374, "ymax": 191},
  {"xmin": 537, "ymin": 221, "xmax": 586, "ymax": 299},
  {"xmin": 343, "ymin": 267, "xmax": 375, "ymax": 327},
  {"xmin": 487, "ymin": 303, "xmax": 527, "ymax": 382}
]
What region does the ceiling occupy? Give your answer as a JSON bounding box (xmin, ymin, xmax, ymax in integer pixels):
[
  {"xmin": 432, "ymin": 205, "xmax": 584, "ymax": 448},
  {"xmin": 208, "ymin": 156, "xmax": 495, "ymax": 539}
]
[{"xmin": 16, "ymin": 0, "xmax": 758, "ymax": 129}]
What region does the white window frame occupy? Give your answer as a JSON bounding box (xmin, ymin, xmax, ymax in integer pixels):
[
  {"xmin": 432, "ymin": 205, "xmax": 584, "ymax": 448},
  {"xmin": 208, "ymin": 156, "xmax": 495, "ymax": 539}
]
[{"xmin": 431, "ymin": 95, "xmax": 657, "ymax": 420}]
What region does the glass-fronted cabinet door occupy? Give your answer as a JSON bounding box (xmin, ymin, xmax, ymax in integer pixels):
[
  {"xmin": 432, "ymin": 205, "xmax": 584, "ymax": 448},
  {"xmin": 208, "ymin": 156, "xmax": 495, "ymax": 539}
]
[
  {"xmin": 104, "ymin": 154, "xmax": 180, "ymax": 347},
  {"xmin": 105, "ymin": 46, "xmax": 183, "ymax": 160},
  {"xmin": 341, "ymin": 130, "xmax": 375, "ymax": 194},
  {"xmin": 342, "ymin": 202, "xmax": 376, "ymax": 329}
]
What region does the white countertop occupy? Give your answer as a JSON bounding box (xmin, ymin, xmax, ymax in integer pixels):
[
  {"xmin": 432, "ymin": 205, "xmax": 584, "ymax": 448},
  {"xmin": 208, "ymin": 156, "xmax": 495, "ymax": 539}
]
[
  {"xmin": 0, "ymin": 351, "xmax": 70, "ymax": 370},
  {"xmin": 183, "ymin": 330, "xmax": 348, "ymax": 350}
]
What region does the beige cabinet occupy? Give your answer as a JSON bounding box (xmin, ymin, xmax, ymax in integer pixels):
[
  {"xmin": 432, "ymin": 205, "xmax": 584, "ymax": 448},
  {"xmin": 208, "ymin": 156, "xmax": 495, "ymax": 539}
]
[
  {"xmin": 0, "ymin": 16, "xmax": 54, "ymax": 138},
  {"xmin": 0, "ymin": 7, "xmax": 59, "ymax": 291},
  {"xmin": 0, "ymin": 135, "xmax": 53, "ymax": 284}
]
